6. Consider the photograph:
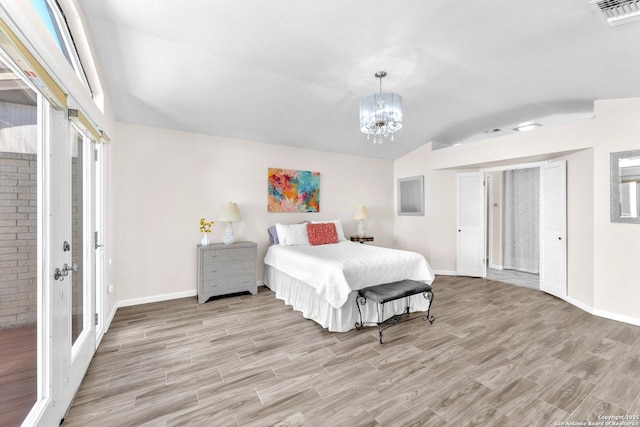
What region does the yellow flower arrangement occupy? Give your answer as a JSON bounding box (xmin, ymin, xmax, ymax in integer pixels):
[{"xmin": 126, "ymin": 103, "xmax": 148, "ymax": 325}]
[{"xmin": 199, "ymin": 217, "xmax": 214, "ymax": 233}]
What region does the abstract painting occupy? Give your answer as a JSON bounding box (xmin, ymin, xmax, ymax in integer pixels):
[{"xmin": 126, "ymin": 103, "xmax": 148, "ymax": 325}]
[{"xmin": 268, "ymin": 168, "xmax": 320, "ymax": 212}]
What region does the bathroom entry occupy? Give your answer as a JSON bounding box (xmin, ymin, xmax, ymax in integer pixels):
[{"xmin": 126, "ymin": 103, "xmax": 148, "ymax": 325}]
[
  {"xmin": 457, "ymin": 161, "xmax": 567, "ymax": 299},
  {"xmin": 486, "ymin": 169, "xmax": 541, "ymax": 289}
]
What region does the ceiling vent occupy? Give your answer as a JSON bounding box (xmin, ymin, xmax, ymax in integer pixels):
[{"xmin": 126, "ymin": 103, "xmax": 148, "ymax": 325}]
[{"xmin": 589, "ymin": 0, "xmax": 640, "ymax": 26}]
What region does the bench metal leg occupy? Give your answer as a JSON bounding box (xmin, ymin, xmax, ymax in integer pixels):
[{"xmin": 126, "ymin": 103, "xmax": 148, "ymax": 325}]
[
  {"xmin": 424, "ymin": 289, "xmax": 435, "ymax": 324},
  {"xmin": 355, "ymin": 295, "xmax": 367, "ymax": 329},
  {"xmin": 355, "ymin": 289, "xmax": 435, "ymax": 344}
]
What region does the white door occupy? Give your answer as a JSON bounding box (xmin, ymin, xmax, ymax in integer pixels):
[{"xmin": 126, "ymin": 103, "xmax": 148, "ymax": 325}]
[
  {"xmin": 457, "ymin": 172, "xmax": 486, "ymax": 277},
  {"xmin": 93, "ymin": 143, "xmax": 106, "ymax": 339},
  {"xmin": 50, "ymin": 119, "xmax": 96, "ymax": 420},
  {"xmin": 539, "ymin": 161, "xmax": 567, "ymax": 298}
]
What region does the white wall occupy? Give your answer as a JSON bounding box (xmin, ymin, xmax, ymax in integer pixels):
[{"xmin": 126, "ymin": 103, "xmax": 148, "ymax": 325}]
[
  {"xmin": 394, "ymin": 143, "xmax": 433, "ymax": 260},
  {"xmin": 395, "ymin": 97, "xmax": 640, "ymax": 323},
  {"xmin": 112, "ymin": 123, "xmax": 394, "ymax": 302}
]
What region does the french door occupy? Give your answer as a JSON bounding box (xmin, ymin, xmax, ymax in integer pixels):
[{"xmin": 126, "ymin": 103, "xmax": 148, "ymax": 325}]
[
  {"xmin": 50, "ymin": 116, "xmax": 96, "ymax": 420},
  {"xmin": 0, "ymin": 11, "xmax": 103, "ymax": 425}
]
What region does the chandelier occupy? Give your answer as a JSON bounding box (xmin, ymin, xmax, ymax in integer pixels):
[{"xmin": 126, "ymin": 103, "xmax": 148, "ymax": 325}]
[{"xmin": 359, "ymin": 71, "xmax": 403, "ymax": 144}]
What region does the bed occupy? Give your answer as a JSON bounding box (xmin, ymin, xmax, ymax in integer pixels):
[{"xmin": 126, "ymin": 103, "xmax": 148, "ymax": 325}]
[{"xmin": 263, "ymin": 221, "xmax": 435, "ymax": 332}]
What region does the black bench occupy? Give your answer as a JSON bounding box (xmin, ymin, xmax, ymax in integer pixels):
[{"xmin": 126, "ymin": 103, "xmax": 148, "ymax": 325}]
[{"xmin": 355, "ymin": 279, "xmax": 435, "ymax": 344}]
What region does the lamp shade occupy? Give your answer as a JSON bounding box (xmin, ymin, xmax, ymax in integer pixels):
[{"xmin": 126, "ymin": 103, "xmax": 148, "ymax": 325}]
[
  {"xmin": 218, "ymin": 202, "xmax": 242, "ymax": 222},
  {"xmin": 353, "ymin": 205, "xmax": 369, "ymax": 220},
  {"xmin": 359, "ymin": 92, "xmax": 403, "ymax": 135}
]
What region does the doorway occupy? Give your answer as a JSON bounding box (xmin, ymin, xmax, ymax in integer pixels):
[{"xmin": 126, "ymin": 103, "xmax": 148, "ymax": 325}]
[
  {"xmin": 456, "ymin": 161, "xmax": 567, "ymax": 299},
  {"xmin": 486, "ymin": 168, "xmax": 540, "ymax": 290},
  {"xmin": 0, "ymin": 44, "xmax": 102, "ymax": 426}
]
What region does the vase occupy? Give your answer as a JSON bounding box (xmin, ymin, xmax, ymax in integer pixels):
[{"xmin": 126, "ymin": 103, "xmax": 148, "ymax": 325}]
[{"xmin": 201, "ymin": 233, "xmax": 211, "ymax": 247}]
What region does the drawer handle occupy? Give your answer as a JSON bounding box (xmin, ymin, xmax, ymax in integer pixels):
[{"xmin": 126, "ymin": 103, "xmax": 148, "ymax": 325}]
[
  {"xmin": 210, "ymin": 268, "xmax": 217, "ymax": 272},
  {"xmin": 244, "ymin": 279, "xmax": 248, "ymax": 283},
  {"xmin": 244, "ymin": 266, "xmax": 248, "ymax": 269},
  {"xmin": 244, "ymin": 252, "xmax": 248, "ymax": 255}
]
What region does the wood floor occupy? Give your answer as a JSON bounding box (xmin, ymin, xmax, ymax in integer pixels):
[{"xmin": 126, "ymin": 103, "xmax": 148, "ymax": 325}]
[
  {"xmin": 485, "ymin": 268, "xmax": 540, "ymax": 290},
  {"xmin": 63, "ymin": 276, "xmax": 640, "ymax": 426},
  {"xmin": 0, "ymin": 326, "xmax": 36, "ymax": 427}
]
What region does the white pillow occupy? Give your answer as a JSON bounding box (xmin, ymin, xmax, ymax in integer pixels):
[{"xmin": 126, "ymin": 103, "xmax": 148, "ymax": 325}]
[
  {"xmin": 275, "ymin": 223, "xmax": 310, "ymax": 246},
  {"xmin": 311, "ymin": 219, "xmax": 346, "ymax": 241}
]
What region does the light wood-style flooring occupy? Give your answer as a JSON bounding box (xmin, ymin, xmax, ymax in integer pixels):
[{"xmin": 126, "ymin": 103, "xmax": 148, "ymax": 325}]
[
  {"xmin": 63, "ymin": 276, "xmax": 640, "ymax": 426},
  {"xmin": 0, "ymin": 326, "xmax": 36, "ymax": 427},
  {"xmin": 486, "ymin": 268, "xmax": 540, "ymax": 290}
]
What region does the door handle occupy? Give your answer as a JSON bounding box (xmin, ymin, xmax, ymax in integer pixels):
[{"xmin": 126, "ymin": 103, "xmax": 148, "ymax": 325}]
[{"xmin": 54, "ymin": 263, "xmax": 78, "ymax": 281}]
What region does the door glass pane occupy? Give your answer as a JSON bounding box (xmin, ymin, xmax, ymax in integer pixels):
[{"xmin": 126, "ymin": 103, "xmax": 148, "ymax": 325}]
[
  {"xmin": 71, "ymin": 129, "xmax": 83, "ymax": 345},
  {"xmin": 0, "ymin": 55, "xmax": 38, "ymax": 425}
]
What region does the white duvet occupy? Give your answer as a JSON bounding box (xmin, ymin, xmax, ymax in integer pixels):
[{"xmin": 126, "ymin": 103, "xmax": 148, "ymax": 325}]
[{"xmin": 263, "ymin": 241, "xmax": 434, "ymax": 309}]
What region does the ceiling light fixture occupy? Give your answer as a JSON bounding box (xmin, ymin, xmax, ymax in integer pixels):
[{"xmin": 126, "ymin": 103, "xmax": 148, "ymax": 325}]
[
  {"xmin": 513, "ymin": 123, "xmax": 542, "ymax": 132},
  {"xmin": 359, "ymin": 71, "xmax": 403, "ymax": 144},
  {"xmin": 483, "ymin": 128, "xmax": 502, "ymax": 134}
]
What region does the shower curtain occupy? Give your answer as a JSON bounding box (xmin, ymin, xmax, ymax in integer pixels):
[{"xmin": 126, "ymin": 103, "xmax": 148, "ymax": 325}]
[{"xmin": 503, "ymin": 168, "xmax": 540, "ymax": 274}]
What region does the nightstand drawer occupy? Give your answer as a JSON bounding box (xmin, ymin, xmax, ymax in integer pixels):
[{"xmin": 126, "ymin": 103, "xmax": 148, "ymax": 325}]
[
  {"xmin": 201, "ymin": 247, "xmax": 256, "ymax": 264},
  {"xmin": 202, "ymin": 275, "xmax": 255, "ymax": 294},
  {"xmin": 202, "ymin": 260, "xmax": 255, "ymax": 279}
]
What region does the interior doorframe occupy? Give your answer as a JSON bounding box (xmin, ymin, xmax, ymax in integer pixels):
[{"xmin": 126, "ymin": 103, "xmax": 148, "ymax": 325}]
[
  {"xmin": 483, "ymin": 161, "xmax": 551, "ymax": 272},
  {"xmin": 480, "ymin": 160, "xmax": 552, "ymax": 284}
]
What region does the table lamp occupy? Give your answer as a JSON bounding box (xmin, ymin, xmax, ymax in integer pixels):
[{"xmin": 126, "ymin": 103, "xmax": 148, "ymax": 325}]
[
  {"xmin": 218, "ymin": 202, "xmax": 242, "ymax": 244},
  {"xmin": 353, "ymin": 205, "xmax": 369, "ymax": 238}
]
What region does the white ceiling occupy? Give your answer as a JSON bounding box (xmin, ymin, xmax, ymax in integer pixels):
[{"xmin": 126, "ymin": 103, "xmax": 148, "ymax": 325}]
[{"xmin": 77, "ymin": 0, "xmax": 640, "ymax": 160}]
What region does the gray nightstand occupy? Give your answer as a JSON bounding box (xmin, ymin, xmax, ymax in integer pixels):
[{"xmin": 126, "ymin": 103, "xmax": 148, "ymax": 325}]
[{"xmin": 197, "ymin": 241, "xmax": 257, "ymax": 303}]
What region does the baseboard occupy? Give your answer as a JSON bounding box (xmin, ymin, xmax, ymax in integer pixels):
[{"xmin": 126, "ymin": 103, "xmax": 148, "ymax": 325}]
[
  {"xmin": 106, "ymin": 303, "xmax": 118, "ymax": 330},
  {"xmin": 565, "ymin": 296, "xmax": 640, "ymax": 327},
  {"xmin": 118, "ymin": 290, "xmax": 198, "ymax": 308},
  {"xmin": 433, "ymin": 270, "xmax": 457, "ymax": 276},
  {"xmin": 489, "ymin": 264, "xmax": 503, "ymax": 270},
  {"xmin": 115, "ymin": 282, "xmax": 263, "ymax": 308},
  {"xmin": 564, "ymin": 296, "xmax": 592, "ymax": 314},
  {"xmin": 592, "ymin": 307, "xmax": 640, "ymax": 327}
]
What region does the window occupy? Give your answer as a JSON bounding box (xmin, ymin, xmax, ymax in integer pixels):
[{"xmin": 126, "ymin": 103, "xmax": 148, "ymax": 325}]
[{"xmin": 29, "ymin": 0, "xmax": 91, "ymax": 92}]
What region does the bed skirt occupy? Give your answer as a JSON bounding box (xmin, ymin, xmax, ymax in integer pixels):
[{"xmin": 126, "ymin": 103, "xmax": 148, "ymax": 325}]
[{"xmin": 262, "ymin": 265, "xmax": 431, "ymax": 332}]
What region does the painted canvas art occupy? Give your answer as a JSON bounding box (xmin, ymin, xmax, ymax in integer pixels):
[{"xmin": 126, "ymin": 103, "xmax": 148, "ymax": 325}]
[{"xmin": 268, "ymin": 168, "xmax": 320, "ymax": 212}]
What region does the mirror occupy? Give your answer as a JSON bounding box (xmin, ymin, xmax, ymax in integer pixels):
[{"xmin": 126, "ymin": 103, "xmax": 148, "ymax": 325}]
[
  {"xmin": 610, "ymin": 150, "xmax": 640, "ymax": 223},
  {"xmin": 398, "ymin": 175, "xmax": 424, "ymax": 216}
]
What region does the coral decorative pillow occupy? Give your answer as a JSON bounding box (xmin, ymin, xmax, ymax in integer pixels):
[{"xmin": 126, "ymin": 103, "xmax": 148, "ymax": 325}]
[
  {"xmin": 311, "ymin": 219, "xmax": 346, "ymax": 241},
  {"xmin": 306, "ymin": 222, "xmax": 338, "ymax": 245}
]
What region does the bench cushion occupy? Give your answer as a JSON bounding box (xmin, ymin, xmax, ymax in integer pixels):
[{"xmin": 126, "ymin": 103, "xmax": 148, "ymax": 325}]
[{"xmin": 359, "ymin": 279, "xmax": 432, "ymax": 304}]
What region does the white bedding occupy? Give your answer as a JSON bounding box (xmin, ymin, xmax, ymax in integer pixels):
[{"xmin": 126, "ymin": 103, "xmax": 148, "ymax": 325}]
[
  {"xmin": 263, "ymin": 265, "xmax": 431, "ymax": 332},
  {"xmin": 263, "ymin": 241, "xmax": 434, "ymax": 309}
]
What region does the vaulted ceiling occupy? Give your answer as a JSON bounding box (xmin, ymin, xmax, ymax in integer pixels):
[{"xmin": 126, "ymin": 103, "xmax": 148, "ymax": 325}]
[{"xmin": 78, "ymin": 0, "xmax": 640, "ymax": 159}]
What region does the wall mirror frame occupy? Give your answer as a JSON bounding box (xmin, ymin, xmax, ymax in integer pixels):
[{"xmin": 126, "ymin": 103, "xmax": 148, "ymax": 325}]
[
  {"xmin": 610, "ymin": 149, "xmax": 640, "ymax": 224},
  {"xmin": 398, "ymin": 175, "xmax": 425, "ymax": 216}
]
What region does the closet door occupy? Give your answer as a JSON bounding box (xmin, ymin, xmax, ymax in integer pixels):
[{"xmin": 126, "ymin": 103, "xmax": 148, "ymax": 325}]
[
  {"xmin": 539, "ymin": 161, "xmax": 567, "ymax": 298},
  {"xmin": 456, "ymin": 172, "xmax": 486, "ymax": 277}
]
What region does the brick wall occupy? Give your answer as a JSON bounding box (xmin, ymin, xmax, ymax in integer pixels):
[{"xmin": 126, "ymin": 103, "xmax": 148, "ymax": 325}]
[{"xmin": 0, "ymin": 151, "xmax": 37, "ymax": 330}]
